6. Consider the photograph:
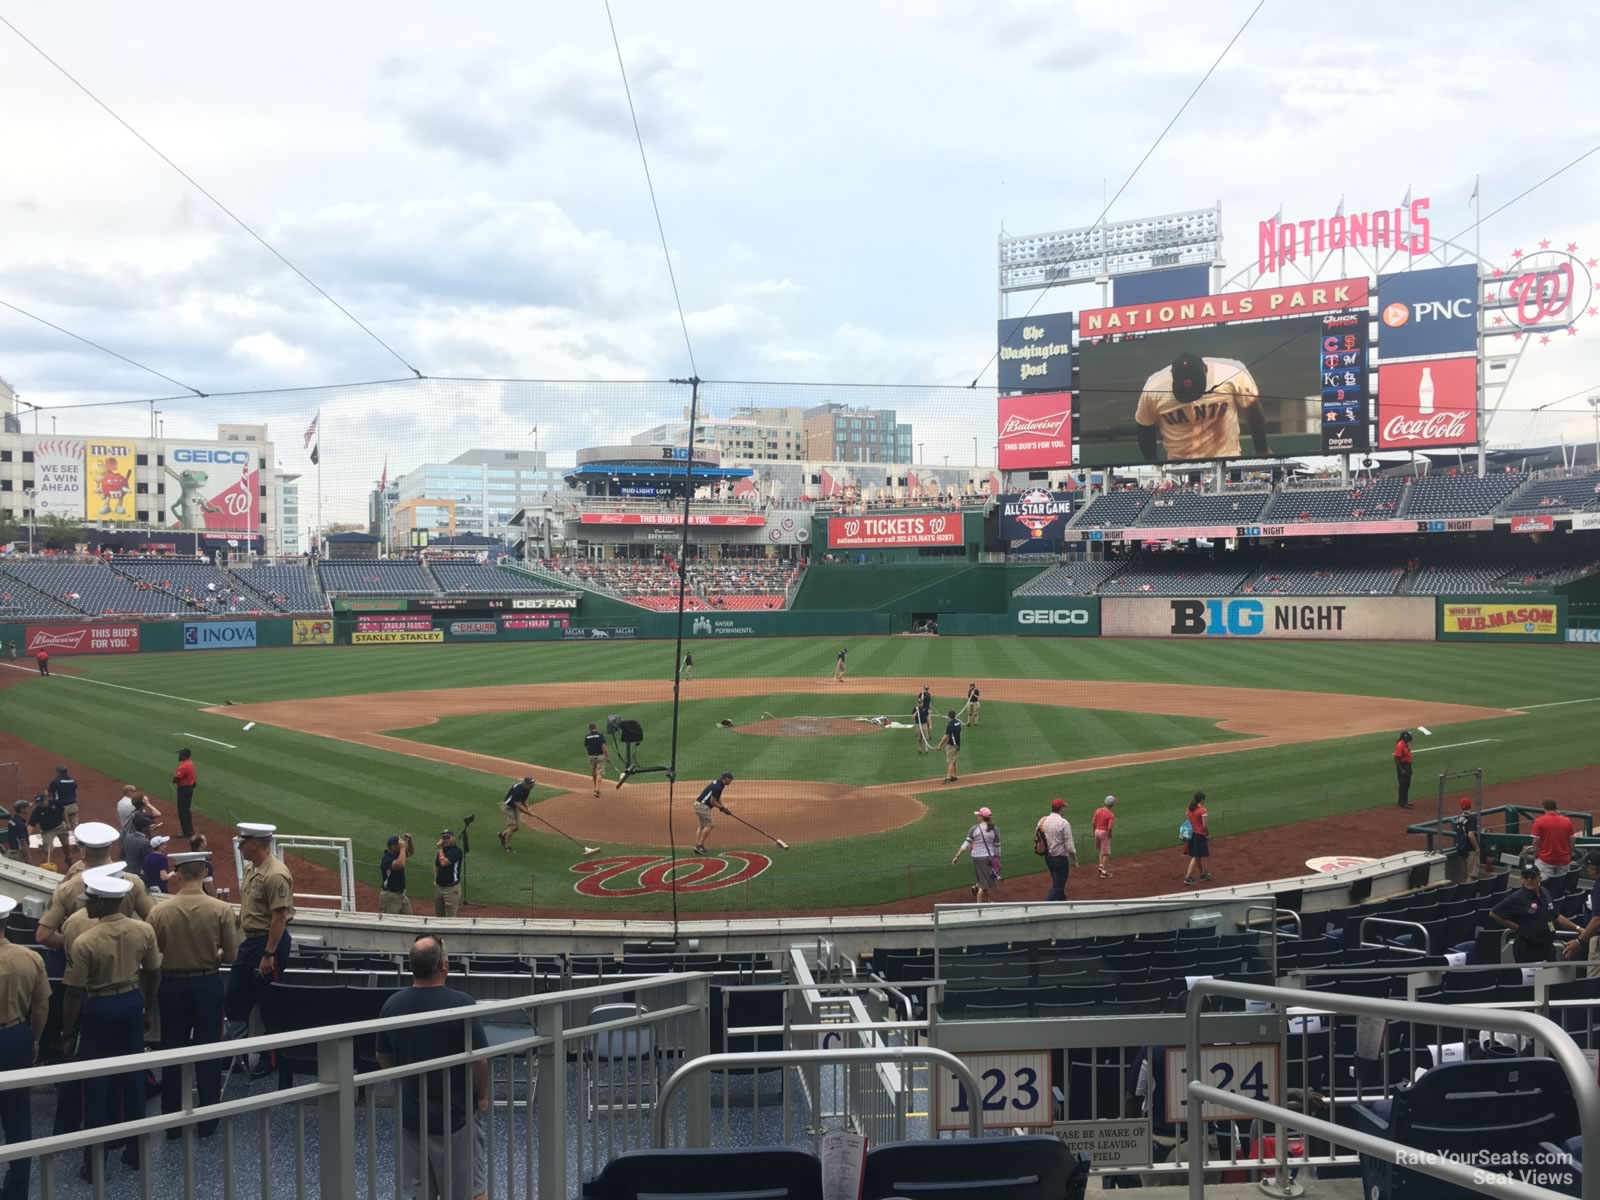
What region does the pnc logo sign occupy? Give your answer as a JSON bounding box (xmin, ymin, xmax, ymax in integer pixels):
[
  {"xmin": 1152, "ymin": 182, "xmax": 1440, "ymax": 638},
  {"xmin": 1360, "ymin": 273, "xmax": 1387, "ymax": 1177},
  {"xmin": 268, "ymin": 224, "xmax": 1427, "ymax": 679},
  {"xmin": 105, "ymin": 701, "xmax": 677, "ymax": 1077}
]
[{"xmin": 1376, "ymin": 265, "xmax": 1479, "ymax": 356}]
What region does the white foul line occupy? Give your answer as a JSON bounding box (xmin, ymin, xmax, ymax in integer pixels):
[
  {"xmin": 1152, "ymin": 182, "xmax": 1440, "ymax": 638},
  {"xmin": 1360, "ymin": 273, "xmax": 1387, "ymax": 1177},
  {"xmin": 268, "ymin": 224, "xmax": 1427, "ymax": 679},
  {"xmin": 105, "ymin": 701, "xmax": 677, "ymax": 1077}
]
[
  {"xmin": 1, "ymin": 660, "xmax": 215, "ymax": 706},
  {"xmin": 179, "ymin": 732, "xmax": 236, "ymax": 750},
  {"xmin": 1518, "ymin": 697, "xmax": 1600, "ymax": 710},
  {"xmin": 1413, "ymin": 738, "xmax": 1500, "ymax": 753}
]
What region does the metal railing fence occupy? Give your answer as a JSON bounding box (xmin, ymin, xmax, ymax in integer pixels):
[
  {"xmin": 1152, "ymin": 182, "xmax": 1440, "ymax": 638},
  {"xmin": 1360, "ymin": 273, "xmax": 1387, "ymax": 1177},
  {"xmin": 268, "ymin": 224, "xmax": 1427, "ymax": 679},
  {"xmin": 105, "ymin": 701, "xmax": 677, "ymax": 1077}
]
[
  {"xmin": 1185, "ymin": 980, "xmax": 1600, "ymax": 1200},
  {"xmin": 0, "ymin": 972, "xmax": 710, "ymax": 1200}
]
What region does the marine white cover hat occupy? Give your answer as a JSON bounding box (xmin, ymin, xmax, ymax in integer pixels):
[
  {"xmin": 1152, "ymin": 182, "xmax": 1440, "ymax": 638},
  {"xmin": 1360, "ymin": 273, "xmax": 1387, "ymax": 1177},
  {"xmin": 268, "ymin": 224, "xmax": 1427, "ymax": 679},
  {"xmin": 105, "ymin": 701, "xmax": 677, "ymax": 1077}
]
[
  {"xmin": 236, "ymin": 822, "xmax": 277, "ymax": 839},
  {"xmin": 74, "ymin": 822, "xmax": 120, "ymax": 849}
]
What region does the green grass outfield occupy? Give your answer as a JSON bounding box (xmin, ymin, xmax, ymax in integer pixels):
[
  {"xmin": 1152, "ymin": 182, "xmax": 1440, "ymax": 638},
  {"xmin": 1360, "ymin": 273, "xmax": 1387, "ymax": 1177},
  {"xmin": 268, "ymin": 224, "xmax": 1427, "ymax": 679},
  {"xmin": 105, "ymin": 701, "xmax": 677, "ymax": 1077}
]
[{"xmin": 2, "ymin": 638, "xmax": 1594, "ymax": 913}]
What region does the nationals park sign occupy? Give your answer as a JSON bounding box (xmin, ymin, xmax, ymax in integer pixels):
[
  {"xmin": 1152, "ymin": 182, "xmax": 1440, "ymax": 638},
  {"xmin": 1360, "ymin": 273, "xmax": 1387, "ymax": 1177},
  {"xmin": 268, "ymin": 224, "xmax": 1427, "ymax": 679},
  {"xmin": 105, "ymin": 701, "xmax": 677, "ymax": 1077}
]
[{"xmin": 827, "ymin": 514, "xmax": 963, "ymax": 549}]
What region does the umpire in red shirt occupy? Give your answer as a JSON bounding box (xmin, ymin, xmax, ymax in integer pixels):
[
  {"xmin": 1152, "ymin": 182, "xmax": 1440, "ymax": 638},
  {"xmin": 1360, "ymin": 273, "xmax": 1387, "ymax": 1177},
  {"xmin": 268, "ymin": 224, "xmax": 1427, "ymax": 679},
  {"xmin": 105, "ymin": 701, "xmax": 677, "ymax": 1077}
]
[
  {"xmin": 1394, "ymin": 731, "xmax": 1413, "ymax": 810},
  {"xmin": 174, "ymin": 747, "xmax": 198, "ymax": 837}
]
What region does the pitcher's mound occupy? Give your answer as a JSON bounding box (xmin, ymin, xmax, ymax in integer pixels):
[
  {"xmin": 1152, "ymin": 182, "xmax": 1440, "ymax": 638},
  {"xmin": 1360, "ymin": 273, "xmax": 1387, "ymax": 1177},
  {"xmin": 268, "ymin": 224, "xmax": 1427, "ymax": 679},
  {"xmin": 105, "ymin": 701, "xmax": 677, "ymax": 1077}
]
[{"xmin": 737, "ymin": 716, "xmax": 884, "ymax": 738}]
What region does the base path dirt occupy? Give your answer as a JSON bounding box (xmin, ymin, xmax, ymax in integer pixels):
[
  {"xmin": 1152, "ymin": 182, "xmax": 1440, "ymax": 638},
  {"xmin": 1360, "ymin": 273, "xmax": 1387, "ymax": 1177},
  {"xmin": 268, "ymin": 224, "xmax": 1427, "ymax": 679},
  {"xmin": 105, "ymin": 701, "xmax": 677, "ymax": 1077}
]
[{"xmin": 208, "ymin": 677, "xmax": 1513, "ymax": 849}]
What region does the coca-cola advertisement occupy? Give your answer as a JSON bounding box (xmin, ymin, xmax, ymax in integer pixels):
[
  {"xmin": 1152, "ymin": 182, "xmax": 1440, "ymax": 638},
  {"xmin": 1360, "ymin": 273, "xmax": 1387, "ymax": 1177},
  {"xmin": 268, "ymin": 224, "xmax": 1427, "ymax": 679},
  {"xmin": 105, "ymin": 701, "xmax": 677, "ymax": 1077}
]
[
  {"xmin": 997, "ymin": 392, "xmax": 1073, "ymax": 470},
  {"xmin": 1376, "ymin": 356, "xmax": 1477, "ymax": 449}
]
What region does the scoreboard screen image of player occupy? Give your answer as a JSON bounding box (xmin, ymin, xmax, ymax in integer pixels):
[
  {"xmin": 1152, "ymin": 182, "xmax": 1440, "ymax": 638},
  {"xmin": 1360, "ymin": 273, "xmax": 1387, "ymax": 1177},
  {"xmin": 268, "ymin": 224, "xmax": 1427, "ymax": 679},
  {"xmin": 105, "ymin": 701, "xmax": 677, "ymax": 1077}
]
[{"xmin": 1075, "ymin": 312, "xmax": 1369, "ymax": 466}]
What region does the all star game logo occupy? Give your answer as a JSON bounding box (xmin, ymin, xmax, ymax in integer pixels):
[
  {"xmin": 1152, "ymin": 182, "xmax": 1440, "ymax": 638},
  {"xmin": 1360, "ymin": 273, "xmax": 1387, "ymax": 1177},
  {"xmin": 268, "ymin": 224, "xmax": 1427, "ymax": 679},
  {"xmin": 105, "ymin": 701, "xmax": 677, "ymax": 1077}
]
[{"xmin": 1001, "ymin": 489, "xmax": 1072, "ymax": 539}]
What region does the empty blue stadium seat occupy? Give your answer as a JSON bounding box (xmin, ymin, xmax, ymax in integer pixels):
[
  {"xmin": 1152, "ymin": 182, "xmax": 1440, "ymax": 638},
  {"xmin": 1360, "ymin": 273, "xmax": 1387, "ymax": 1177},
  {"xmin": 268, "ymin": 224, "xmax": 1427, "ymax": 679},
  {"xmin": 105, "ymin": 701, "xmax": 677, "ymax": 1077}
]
[
  {"xmin": 319, "ymin": 560, "xmax": 435, "ymax": 595},
  {"xmin": 863, "ymin": 1136, "xmax": 1089, "ymax": 1200},
  {"xmin": 1353, "ymin": 1058, "xmax": 1579, "ymax": 1199},
  {"xmin": 1071, "ymin": 489, "xmax": 1151, "ymax": 528},
  {"xmin": 1502, "ymin": 471, "xmax": 1600, "ymax": 514},
  {"xmin": 1135, "ymin": 491, "xmax": 1269, "ymax": 527},
  {"xmin": 1404, "ymin": 473, "xmax": 1523, "ymax": 517},
  {"xmin": 233, "ymin": 561, "xmax": 328, "ymax": 611},
  {"xmin": 584, "ymin": 1148, "xmax": 823, "ymax": 1200},
  {"xmin": 1261, "ymin": 478, "xmax": 1407, "ymax": 523},
  {"xmin": 429, "ymin": 560, "xmax": 558, "ymax": 593}
]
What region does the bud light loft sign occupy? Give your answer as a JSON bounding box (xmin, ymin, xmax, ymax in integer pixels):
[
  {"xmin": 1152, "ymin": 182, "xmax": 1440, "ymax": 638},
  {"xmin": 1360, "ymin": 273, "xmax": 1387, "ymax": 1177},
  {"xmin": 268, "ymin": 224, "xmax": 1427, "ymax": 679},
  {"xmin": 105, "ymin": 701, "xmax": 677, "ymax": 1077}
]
[
  {"xmin": 1376, "ymin": 357, "xmax": 1477, "ymax": 449},
  {"xmin": 183, "ymin": 621, "xmax": 259, "ymax": 650},
  {"xmin": 1377, "ymin": 264, "xmax": 1479, "ymax": 358}
]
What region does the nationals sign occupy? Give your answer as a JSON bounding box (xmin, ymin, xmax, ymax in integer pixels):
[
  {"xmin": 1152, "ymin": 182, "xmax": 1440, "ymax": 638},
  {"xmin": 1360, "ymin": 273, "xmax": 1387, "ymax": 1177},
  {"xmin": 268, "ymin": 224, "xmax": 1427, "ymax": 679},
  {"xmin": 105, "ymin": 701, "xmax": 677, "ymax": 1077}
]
[
  {"xmin": 827, "ymin": 514, "xmax": 963, "ymax": 549},
  {"xmin": 572, "ymin": 852, "xmax": 771, "ymax": 896},
  {"xmin": 1376, "ymin": 357, "xmax": 1477, "ymax": 448},
  {"xmin": 579, "ymin": 513, "xmax": 765, "ymax": 527},
  {"xmin": 997, "ymin": 392, "xmax": 1073, "ymax": 469},
  {"xmin": 1080, "ymin": 278, "xmax": 1368, "ymax": 337}
]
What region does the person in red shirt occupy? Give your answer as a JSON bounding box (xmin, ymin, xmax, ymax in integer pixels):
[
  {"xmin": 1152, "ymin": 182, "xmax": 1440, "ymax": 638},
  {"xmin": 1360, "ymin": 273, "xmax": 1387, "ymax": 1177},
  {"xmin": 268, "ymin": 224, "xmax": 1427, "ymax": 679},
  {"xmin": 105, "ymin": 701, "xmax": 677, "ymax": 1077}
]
[
  {"xmin": 1093, "ymin": 796, "xmax": 1117, "ymax": 879},
  {"xmin": 173, "ymin": 747, "xmax": 198, "ymax": 838},
  {"xmin": 1530, "ymin": 798, "xmax": 1575, "ymax": 897},
  {"xmin": 1393, "ymin": 731, "xmax": 1413, "ymax": 810},
  {"xmin": 1182, "ymin": 791, "xmax": 1210, "ymax": 885},
  {"xmin": 34, "ymin": 648, "xmax": 49, "ymax": 677}
]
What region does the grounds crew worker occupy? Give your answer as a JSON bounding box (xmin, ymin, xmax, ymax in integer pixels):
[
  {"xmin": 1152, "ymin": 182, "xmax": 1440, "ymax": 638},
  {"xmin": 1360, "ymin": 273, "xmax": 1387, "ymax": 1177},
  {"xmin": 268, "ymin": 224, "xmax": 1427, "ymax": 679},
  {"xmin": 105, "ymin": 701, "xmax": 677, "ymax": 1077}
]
[
  {"xmin": 434, "ymin": 827, "xmax": 466, "ymax": 917},
  {"xmin": 0, "ymin": 893, "xmax": 50, "ymax": 1200},
  {"xmin": 149, "ymin": 849, "xmax": 239, "ymax": 1134},
  {"xmin": 498, "ymin": 776, "xmax": 535, "ymax": 852},
  {"xmin": 49, "ymin": 765, "xmax": 80, "ymax": 835},
  {"xmin": 379, "ymin": 834, "xmax": 413, "ymax": 914},
  {"xmin": 585, "ymin": 722, "xmax": 609, "ymax": 797},
  {"xmin": 63, "ymin": 865, "xmax": 161, "ymax": 1180},
  {"xmin": 226, "ymin": 823, "xmax": 293, "ymax": 1042}
]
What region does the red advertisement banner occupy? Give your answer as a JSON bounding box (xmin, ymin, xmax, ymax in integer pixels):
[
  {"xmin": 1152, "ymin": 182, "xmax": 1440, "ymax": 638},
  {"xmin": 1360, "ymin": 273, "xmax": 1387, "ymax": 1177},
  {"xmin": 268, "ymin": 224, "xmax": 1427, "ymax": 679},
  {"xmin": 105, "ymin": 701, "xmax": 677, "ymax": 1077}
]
[
  {"xmin": 502, "ymin": 615, "xmax": 569, "ymax": 630},
  {"xmin": 1080, "ymin": 278, "xmax": 1368, "ymax": 337},
  {"xmin": 356, "ymin": 614, "xmax": 434, "ymax": 632},
  {"xmin": 24, "ymin": 624, "xmax": 140, "ymax": 655},
  {"xmin": 827, "ymin": 514, "xmax": 963, "ymax": 548},
  {"xmin": 997, "ymin": 392, "xmax": 1073, "ymax": 469},
  {"xmin": 1376, "ymin": 356, "xmax": 1478, "ymax": 449},
  {"xmin": 579, "ymin": 513, "xmax": 765, "ymax": 527},
  {"xmin": 1510, "ymin": 515, "xmax": 1555, "ymax": 534}
]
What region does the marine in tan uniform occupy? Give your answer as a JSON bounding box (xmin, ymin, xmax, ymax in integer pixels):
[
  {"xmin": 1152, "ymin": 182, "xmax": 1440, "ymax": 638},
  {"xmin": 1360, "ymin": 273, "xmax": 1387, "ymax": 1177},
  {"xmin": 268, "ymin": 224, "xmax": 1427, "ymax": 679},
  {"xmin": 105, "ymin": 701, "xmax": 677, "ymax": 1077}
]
[
  {"xmin": 63, "ymin": 867, "xmax": 161, "ymax": 1178},
  {"xmin": 1134, "ymin": 351, "xmax": 1269, "ymax": 463},
  {"xmin": 36, "ymin": 823, "xmax": 151, "ymax": 955},
  {"xmin": 225, "ymin": 822, "xmax": 294, "ymax": 1030},
  {"xmin": 150, "ymin": 851, "xmax": 239, "ymax": 1132},
  {"xmin": 0, "ymin": 894, "xmax": 50, "ymax": 1199}
]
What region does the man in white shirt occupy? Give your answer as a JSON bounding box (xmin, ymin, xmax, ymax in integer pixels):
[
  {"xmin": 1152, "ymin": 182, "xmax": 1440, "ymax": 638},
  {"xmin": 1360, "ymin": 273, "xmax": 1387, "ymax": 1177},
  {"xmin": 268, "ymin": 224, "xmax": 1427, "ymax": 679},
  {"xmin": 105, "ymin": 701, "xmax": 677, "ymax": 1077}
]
[
  {"xmin": 116, "ymin": 788, "xmax": 162, "ymax": 832},
  {"xmin": 1037, "ymin": 798, "xmax": 1078, "ymax": 901}
]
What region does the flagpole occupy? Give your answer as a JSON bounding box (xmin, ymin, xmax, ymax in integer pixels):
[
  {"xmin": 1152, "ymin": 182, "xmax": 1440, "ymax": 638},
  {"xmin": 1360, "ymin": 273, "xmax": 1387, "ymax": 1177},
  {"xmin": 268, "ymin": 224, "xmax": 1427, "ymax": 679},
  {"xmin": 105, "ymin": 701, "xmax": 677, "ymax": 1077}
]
[{"xmin": 1473, "ymin": 174, "xmax": 1484, "ymax": 479}]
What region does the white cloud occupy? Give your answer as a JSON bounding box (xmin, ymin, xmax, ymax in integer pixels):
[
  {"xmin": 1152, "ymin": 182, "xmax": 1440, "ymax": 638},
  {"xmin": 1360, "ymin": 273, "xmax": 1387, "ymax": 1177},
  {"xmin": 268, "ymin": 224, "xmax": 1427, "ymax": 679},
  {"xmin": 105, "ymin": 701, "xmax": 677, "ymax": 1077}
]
[{"xmin": 230, "ymin": 332, "xmax": 309, "ymax": 370}]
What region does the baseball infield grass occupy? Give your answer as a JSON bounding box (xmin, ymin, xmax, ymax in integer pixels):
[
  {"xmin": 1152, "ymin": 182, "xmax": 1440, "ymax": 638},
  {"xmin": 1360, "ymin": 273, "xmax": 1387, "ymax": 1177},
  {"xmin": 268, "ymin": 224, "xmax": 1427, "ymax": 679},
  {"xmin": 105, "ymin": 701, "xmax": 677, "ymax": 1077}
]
[
  {"xmin": 3, "ymin": 638, "xmax": 1594, "ymax": 912},
  {"xmin": 396, "ymin": 695, "xmax": 1246, "ymax": 787}
]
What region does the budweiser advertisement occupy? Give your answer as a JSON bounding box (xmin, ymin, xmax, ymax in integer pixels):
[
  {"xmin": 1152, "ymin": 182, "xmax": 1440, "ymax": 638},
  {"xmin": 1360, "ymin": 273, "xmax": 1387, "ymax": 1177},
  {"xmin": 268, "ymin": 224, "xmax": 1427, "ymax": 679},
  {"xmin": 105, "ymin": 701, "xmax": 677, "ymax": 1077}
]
[
  {"xmin": 997, "ymin": 392, "xmax": 1073, "ymax": 470},
  {"xmin": 25, "ymin": 624, "xmax": 140, "ymax": 655},
  {"xmin": 578, "ymin": 513, "xmax": 766, "ymax": 527},
  {"xmin": 1376, "ymin": 356, "xmax": 1477, "ymax": 449},
  {"xmin": 827, "ymin": 514, "xmax": 963, "ymax": 549}
]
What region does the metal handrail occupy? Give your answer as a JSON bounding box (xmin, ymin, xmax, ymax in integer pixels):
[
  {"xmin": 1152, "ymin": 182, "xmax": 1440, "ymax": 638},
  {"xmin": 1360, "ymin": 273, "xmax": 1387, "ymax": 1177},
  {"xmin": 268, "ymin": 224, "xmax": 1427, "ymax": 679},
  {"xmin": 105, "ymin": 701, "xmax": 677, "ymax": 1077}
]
[
  {"xmin": 653, "ymin": 1047, "xmax": 985, "ymax": 1145},
  {"xmin": 1359, "ymin": 916, "xmax": 1433, "ymax": 955},
  {"xmin": 1185, "ymin": 980, "xmax": 1600, "ymax": 1200},
  {"xmin": 1246, "ymin": 904, "xmax": 1300, "ymax": 939}
]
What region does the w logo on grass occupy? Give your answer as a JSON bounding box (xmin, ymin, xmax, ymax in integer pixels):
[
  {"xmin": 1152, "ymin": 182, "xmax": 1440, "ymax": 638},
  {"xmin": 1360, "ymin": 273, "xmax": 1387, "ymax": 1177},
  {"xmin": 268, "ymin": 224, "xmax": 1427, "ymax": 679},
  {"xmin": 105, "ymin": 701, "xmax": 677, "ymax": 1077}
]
[{"xmin": 571, "ymin": 853, "xmax": 771, "ymax": 896}]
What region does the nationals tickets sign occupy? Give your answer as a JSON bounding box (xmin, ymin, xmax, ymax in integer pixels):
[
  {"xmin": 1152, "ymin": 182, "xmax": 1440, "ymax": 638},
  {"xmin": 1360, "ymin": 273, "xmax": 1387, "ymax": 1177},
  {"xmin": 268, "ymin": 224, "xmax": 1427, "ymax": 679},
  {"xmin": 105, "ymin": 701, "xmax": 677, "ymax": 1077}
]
[
  {"xmin": 1080, "ymin": 278, "xmax": 1368, "ymax": 337},
  {"xmin": 998, "ymin": 392, "xmax": 1073, "ymax": 469},
  {"xmin": 1376, "ymin": 356, "xmax": 1477, "ymax": 448},
  {"xmin": 579, "ymin": 513, "xmax": 765, "ymax": 527},
  {"xmin": 827, "ymin": 514, "xmax": 963, "ymax": 549}
]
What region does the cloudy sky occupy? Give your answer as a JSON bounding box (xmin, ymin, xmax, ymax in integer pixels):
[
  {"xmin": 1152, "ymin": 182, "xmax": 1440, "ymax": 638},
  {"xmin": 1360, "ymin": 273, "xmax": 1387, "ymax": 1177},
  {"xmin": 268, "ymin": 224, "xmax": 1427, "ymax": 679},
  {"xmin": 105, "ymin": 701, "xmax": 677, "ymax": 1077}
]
[{"xmin": 1, "ymin": 1, "xmax": 1596, "ymax": 519}]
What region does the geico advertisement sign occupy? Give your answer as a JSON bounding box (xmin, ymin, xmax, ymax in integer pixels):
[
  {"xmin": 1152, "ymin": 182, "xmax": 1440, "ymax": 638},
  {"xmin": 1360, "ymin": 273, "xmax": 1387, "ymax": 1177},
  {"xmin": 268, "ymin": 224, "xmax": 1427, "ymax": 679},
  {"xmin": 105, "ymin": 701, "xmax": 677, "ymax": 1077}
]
[
  {"xmin": 1017, "ymin": 609, "xmax": 1090, "ymax": 625},
  {"xmin": 351, "ymin": 630, "xmax": 444, "ymax": 644},
  {"xmin": 1102, "ymin": 596, "xmax": 1434, "ymax": 641},
  {"xmin": 1011, "ymin": 603, "xmax": 1099, "ymax": 636}
]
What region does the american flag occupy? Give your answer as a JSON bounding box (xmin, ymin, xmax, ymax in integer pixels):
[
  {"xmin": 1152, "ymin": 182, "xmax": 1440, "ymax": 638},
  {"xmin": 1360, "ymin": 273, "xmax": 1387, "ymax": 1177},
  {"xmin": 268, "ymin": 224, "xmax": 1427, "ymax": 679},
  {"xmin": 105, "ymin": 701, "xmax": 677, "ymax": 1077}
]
[{"xmin": 303, "ymin": 413, "xmax": 319, "ymax": 449}]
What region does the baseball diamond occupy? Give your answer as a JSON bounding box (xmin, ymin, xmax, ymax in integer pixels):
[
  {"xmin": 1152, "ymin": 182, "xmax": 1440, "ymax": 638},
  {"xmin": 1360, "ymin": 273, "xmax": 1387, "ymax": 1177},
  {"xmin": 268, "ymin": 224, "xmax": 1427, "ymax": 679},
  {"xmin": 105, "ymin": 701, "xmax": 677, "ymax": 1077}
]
[{"xmin": 2, "ymin": 633, "xmax": 1596, "ymax": 916}]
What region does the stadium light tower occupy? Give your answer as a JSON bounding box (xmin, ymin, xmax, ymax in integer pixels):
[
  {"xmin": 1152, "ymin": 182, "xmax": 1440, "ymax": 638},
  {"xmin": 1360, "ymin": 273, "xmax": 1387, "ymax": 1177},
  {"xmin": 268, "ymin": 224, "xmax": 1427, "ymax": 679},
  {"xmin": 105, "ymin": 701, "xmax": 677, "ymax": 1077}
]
[{"xmin": 1590, "ymin": 396, "xmax": 1600, "ymax": 468}]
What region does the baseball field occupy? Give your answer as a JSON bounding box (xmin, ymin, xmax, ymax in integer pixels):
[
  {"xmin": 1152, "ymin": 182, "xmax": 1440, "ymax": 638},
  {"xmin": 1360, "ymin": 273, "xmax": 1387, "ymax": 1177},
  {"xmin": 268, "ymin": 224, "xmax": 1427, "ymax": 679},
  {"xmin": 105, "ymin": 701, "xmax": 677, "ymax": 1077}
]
[{"xmin": 0, "ymin": 636, "xmax": 1595, "ymax": 914}]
